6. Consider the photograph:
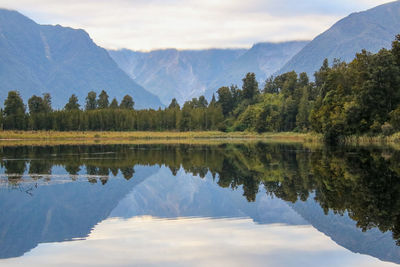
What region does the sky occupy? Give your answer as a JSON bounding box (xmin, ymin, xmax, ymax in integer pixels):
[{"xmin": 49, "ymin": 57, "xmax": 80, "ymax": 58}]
[{"xmin": 0, "ymin": 0, "xmax": 395, "ymax": 51}]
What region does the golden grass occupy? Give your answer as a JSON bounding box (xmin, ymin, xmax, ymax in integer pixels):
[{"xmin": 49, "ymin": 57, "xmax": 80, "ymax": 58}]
[
  {"xmin": 342, "ymin": 133, "xmax": 400, "ymax": 150},
  {"xmin": 0, "ymin": 130, "xmax": 322, "ymax": 147}
]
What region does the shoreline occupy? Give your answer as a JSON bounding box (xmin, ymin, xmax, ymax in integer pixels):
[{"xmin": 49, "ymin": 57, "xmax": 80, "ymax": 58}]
[
  {"xmin": 0, "ymin": 131, "xmax": 321, "ymax": 146},
  {"xmin": 1, "ymin": 130, "xmax": 399, "ymax": 148}
]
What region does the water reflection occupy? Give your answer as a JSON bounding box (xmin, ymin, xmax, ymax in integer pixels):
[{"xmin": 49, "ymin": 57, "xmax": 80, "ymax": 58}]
[
  {"xmin": 2, "ymin": 216, "xmax": 396, "ymax": 267},
  {"xmin": 0, "ymin": 143, "xmax": 399, "ymax": 265}
]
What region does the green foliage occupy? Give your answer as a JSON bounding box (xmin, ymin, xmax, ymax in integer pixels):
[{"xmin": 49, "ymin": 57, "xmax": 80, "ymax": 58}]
[
  {"xmin": 85, "ymin": 91, "xmax": 97, "ymax": 110},
  {"xmin": 65, "ymin": 94, "xmax": 80, "ymax": 111},
  {"xmin": 120, "ymin": 95, "xmax": 134, "ymax": 110},
  {"xmin": 241, "ymin": 72, "xmax": 259, "ymax": 101},
  {"xmin": 97, "ymin": 90, "xmax": 109, "ymax": 109},
  {"xmin": 3, "ymin": 91, "xmax": 26, "ymax": 130}
]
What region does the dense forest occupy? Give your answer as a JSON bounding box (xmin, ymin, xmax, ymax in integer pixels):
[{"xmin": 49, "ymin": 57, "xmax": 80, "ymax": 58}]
[{"xmin": 1, "ymin": 35, "xmax": 399, "ymax": 142}]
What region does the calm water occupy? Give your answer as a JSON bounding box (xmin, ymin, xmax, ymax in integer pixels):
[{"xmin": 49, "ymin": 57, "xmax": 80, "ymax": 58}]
[{"xmin": 0, "ymin": 143, "xmax": 399, "ymax": 266}]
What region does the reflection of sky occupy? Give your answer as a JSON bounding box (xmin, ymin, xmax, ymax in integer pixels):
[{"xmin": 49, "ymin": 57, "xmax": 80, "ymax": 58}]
[{"xmin": 2, "ymin": 216, "xmax": 397, "ymax": 267}]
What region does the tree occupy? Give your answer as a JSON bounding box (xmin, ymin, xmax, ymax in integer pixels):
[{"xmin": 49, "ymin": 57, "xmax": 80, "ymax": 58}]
[
  {"xmin": 28, "ymin": 95, "xmax": 44, "ymax": 114},
  {"xmin": 120, "ymin": 95, "xmax": 134, "ymax": 110},
  {"xmin": 209, "ymin": 94, "xmax": 217, "ymax": 107},
  {"xmin": 315, "ymin": 58, "xmax": 329, "ymax": 89},
  {"xmin": 3, "ymin": 91, "xmax": 26, "ymax": 130},
  {"xmin": 392, "ymin": 34, "xmax": 400, "ymax": 66},
  {"xmin": 42, "ymin": 93, "xmax": 52, "ymax": 113},
  {"xmin": 85, "ymin": 91, "xmax": 97, "ymax": 110},
  {"xmin": 0, "ymin": 108, "xmax": 3, "ymax": 130},
  {"xmin": 110, "ymin": 98, "xmax": 119, "ymax": 109},
  {"xmin": 264, "ymin": 76, "xmax": 279, "ymax": 94},
  {"xmin": 65, "ymin": 94, "xmax": 80, "ymax": 110},
  {"xmin": 242, "ymin": 73, "xmax": 259, "ymax": 100},
  {"xmin": 98, "ymin": 90, "xmax": 109, "ymax": 109},
  {"xmin": 168, "ymin": 98, "xmax": 180, "ymax": 109},
  {"xmin": 198, "ymin": 96, "xmax": 208, "ymax": 108},
  {"xmin": 217, "ymin": 86, "xmax": 233, "ymax": 116}
]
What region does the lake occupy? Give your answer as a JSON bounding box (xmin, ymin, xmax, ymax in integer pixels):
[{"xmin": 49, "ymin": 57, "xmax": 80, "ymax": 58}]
[{"xmin": 0, "ymin": 142, "xmax": 399, "ymax": 266}]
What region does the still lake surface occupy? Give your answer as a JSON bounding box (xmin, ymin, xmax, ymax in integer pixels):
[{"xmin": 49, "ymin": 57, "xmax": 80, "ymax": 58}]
[{"xmin": 0, "ymin": 142, "xmax": 399, "ymax": 266}]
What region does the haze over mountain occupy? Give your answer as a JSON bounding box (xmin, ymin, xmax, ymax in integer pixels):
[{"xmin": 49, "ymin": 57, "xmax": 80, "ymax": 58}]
[
  {"xmin": 279, "ymin": 0, "xmax": 400, "ymax": 77},
  {"xmin": 109, "ymin": 41, "xmax": 308, "ymax": 105},
  {"xmin": 0, "ymin": 9, "xmax": 162, "ymax": 109}
]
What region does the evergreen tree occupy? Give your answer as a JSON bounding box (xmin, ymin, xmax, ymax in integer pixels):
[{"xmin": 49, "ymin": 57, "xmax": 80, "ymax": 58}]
[
  {"xmin": 242, "ymin": 72, "xmax": 259, "ymax": 100},
  {"xmin": 168, "ymin": 98, "xmax": 180, "ymax": 109},
  {"xmin": 28, "ymin": 95, "xmax": 44, "ymax": 114},
  {"xmin": 3, "ymin": 91, "xmax": 26, "ymax": 130},
  {"xmin": 209, "ymin": 94, "xmax": 217, "ymax": 107},
  {"xmin": 110, "ymin": 98, "xmax": 119, "ymax": 109},
  {"xmin": 0, "ymin": 108, "xmax": 3, "ymax": 130},
  {"xmin": 198, "ymin": 96, "xmax": 208, "ymax": 108},
  {"xmin": 65, "ymin": 94, "xmax": 80, "ymax": 110},
  {"xmin": 217, "ymin": 86, "xmax": 233, "ymax": 116},
  {"xmin": 263, "ymin": 76, "xmax": 279, "ymax": 94},
  {"xmin": 85, "ymin": 91, "xmax": 97, "ymax": 110},
  {"xmin": 120, "ymin": 95, "xmax": 134, "ymax": 110},
  {"xmin": 42, "ymin": 93, "xmax": 52, "ymax": 113},
  {"xmin": 392, "ymin": 34, "xmax": 400, "ymax": 66},
  {"xmin": 98, "ymin": 90, "xmax": 109, "ymax": 109}
]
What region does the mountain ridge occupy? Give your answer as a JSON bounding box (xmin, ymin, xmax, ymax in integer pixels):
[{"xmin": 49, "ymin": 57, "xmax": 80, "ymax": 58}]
[
  {"xmin": 0, "ymin": 9, "xmax": 163, "ymax": 109},
  {"xmin": 109, "ymin": 41, "xmax": 308, "ymax": 104},
  {"xmin": 278, "ymin": 0, "xmax": 400, "ymax": 77}
]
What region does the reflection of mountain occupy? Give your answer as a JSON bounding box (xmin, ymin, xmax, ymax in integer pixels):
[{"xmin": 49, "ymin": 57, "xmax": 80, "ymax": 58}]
[
  {"xmin": 0, "ymin": 166, "xmax": 157, "ymax": 259},
  {"xmin": 111, "ymin": 167, "xmax": 307, "ymax": 225},
  {"xmin": 290, "ymin": 198, "xmax": 400, "ymax": 264},
  {"xmin": 111, "ymin": 167, "xmax": 400, "ymax": 265}
]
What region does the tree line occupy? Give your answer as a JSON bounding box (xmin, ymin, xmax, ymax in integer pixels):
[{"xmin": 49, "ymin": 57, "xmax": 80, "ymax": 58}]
[
  {"xmin": 1, "ymin": 35, "xmax": 400, "ymax": 142},
  {"xmin": 0, "ymin": 90, "xmax": 224, "ymax": 131}
]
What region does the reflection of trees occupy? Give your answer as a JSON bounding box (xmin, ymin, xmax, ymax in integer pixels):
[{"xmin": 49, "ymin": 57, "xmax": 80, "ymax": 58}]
[
  {"xmin": 1, "ymin": 143, "xmax": 400, "ymax": 244},
  {"xmin": 310, "ymin": 149, "xmax": 400, "ymax": 245}
]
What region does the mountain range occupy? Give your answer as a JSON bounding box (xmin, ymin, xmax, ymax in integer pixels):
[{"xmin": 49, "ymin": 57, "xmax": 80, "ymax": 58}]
[
  {"xmin": 0, "ymin": 9, "xmax": 162, "ymax": 109},
  {"xmin": 1, "ymin": 1, "xmax": 400, "ymax": 108},
  {"xmin": 109, "ymin": 41, "xmax": 308, "ymax": 105},
  {"xmin": 279, "ymin": 0, "xmax": 400, "ymax": 77}
]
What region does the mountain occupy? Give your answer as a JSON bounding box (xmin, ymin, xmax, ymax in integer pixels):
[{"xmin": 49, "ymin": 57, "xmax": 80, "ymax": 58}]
[
  {"xmin": 279, "ymin": 0, "xmax": 400, "ymax": 77},
  {"xmin": 108, "ymin": 48, "xmax": 246, "ymax": 105},
  {"xmin": 109, "ymin": 41, "xmax": 308, "ymax": 105},
  {"xmin": 204, "ymin": 41, "xmax": 308, "ymax": 99},
  {"xmin": 0, "ymin": 9, "xmax": 162, "ymax": 109}
]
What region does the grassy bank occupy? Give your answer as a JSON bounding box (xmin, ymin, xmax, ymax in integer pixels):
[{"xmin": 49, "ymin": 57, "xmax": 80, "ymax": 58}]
[
  {"xmin": 0, "ymin": 130, "xmax": 321, "ymax": 146},
  {"xmin": 342, "ymin": 133, "xmax": 400, "ymax": 148}
]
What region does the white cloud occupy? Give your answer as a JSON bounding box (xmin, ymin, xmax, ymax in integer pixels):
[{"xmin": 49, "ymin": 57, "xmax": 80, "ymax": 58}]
[{"xmin": 0, "ymin": 0, "xmax": 394, "ymax": 50}]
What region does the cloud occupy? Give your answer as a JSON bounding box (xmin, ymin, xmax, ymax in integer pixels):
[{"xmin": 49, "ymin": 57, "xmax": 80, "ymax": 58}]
[{"xmin": 0, "ymin": 0, "xmax": 394, "ymax": 50}]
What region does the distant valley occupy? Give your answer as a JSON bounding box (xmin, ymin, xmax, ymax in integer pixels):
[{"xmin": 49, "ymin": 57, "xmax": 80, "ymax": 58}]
[{"xmin": 109, "ymin": 41, "xmax": 308, "ymax": 105}]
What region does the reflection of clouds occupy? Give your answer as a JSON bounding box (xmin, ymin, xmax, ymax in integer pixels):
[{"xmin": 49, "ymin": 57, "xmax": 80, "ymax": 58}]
[
  {"xmin": 0, "ymin": 0, "xmax": 393, "ymax": 50},
  {"xmin": 3, "ymin": 216, "xmax": 397, "ymax": 267}
]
